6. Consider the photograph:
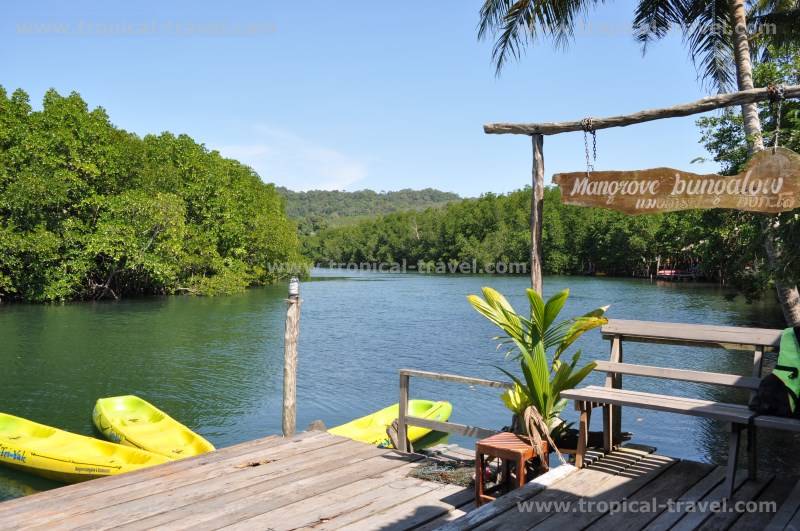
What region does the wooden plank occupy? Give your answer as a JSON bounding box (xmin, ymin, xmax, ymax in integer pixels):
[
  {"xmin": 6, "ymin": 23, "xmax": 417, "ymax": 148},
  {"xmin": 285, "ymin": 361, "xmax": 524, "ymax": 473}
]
[
  {"xmin": 230, "ymin": 464, "xmax": 433, "ymax": 530},
  {"xmin": 287, "ymin": 477, "xmax": 442, "ymax": 530},
  {"xmin": 592, "ymin": 361, "xmax": 761, "ymax": 390},
  {"xmin": 480, "ymin": 452, "xmax": 675, "ymax": 530},
  {"xmin": 423, "ymin": 444, "xmax": 476, "ymax": 462},
  {"xmin": 6, "ymin": 432, "xmax": 353, "ymax": 528},
  {"xmin": 730, "ymin": 475, "xmax": 798, "ymax": 531},
  {"xmin": 600, "ymin": 319, "xmax": 781, "ymax": 351},
  {"xmin": 334, "ymin": 483, "xmax": 473, "ymax": 531},
  {"xmin": 695, "ymin": 476, "xmax": 774, "ymax": 531},
  {"xmin": 399, "ymin": 369, "xmax": 513, "ymax": 389},
  {"xmin": 666, "ymin": 474, "xmax": 755, "ymax": 531},
  {"xmin": 642, "ymin": 467, "xmax": 728, "ymax": 531},
  {"xmin": 754, "ymin": 415, "xmax": 800, "ymax": 433},
  {"xmin": 0, "ymin": 432, "xmax": 285, "ymax": 514},
  {"xmin": 406, "ymin": 416, "xmax": 497, "ymax": 440},
  {"xmin": 114, "ymin": 451, "xmax": 423, "ymax": 531},
  {"xmin": 414, "ymin": 501, "xmax": 476, "ymax": 531},
  {"xmin": 31, "ymin": 440, "xmax": 389, "ymax": 531},
  {"xmin": 586, "ymin": 460, "xmax": 715, "ymax": 531},
  {"xmin": 528, "ymin": 456, "xmax": 678, "ymax": 531},
  {"xmin": 787, "ymin": 507, "xmax": 800, "ymax": 531},
  {"xmin": 0, "ymin": 431, "xmax": 325, "ymax": 518},
  {"xmin": 483, "ymin": 85, "xmax": 800, "ymax": 135},
  {"xmin": 436, "ymin": 465, "xmax": 577, "ymax": 531},
  {"xmin": 560, "ymin": 386, "xmax": 754, "ymax": 423},
  {"xmin": 765, "ymin": 478, "xmax": 800, "ymax": 530}
]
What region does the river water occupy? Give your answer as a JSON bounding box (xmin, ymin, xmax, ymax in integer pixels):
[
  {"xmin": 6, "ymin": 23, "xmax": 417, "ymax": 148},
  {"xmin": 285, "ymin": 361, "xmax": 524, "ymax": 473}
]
[{"xmin": 1, "ymin": 270, "xmax": 797, "ymax": 500}]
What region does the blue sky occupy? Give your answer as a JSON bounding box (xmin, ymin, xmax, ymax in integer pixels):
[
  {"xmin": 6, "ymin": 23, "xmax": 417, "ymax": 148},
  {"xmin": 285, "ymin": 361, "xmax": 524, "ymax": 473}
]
[{"xmin": 2, "ymin": 1, "xmax": 724, "ymax": 196}]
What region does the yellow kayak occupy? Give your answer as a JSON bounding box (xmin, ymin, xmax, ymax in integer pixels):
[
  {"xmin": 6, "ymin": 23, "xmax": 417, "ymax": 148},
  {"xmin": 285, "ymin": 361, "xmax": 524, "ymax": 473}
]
[
  {"xmin": 328, "ymin": 400, "xmax": 452, "ymax": 447},
  {"xmin": 0, "ymin": 413, "xmax": 168, "ymax": 483},
  {"xmin": 93, "ymin": 395, "xmax": 214, "ymax": 459}
]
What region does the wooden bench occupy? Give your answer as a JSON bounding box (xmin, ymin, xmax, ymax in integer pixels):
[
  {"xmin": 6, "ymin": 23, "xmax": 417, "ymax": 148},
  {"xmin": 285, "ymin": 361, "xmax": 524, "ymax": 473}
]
[{"xmin": 560, "ymin": 318, "xmax": 800, "ymax": 498}]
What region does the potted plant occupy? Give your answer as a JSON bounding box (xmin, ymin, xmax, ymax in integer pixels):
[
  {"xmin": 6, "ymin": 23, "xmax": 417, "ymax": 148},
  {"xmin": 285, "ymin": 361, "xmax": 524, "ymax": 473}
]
[{"xmin": 468, "ymin": 287, "xmax": 608, "ymax": 455}]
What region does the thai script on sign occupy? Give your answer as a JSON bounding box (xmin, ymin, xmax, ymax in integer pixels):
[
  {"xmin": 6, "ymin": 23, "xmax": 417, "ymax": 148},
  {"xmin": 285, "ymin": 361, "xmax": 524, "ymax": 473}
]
[{"xmin": 553, "ymin": 147, "xmax": 800, "ymax": 214}]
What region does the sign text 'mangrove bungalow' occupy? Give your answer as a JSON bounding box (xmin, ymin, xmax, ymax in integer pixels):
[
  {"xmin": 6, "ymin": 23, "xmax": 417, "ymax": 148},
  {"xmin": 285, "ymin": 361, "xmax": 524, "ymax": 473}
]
[{"xmin": 552, "ymin": 147, "xmax": 800, "ymax": 214}]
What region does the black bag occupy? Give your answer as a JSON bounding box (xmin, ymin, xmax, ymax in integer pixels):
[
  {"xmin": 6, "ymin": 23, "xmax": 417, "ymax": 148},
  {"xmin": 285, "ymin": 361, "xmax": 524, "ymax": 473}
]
[{"xmin": 748, "ymin": 326, "xmax": 800, "ymax": 418}]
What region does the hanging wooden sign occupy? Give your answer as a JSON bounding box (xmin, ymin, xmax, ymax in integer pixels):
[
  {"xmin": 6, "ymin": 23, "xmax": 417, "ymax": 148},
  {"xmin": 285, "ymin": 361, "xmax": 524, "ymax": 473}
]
[{"xmin": 552, "ymin": 147, "xmax": 800, "ymax": 214}]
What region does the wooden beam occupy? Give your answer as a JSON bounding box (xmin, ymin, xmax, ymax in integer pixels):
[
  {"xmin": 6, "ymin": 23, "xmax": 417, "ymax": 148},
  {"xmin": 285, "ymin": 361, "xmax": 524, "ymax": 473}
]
[
  {"xmin": 531, "ymin": 134, "xmax": 544, "ymax": 293},
  {"xmin": 484, "ymin": 84, "xmax": 800, "ymax": 136},
  {"xmin": 592, "ymin": 361, "xmax": 761, "ymax": 390},
  {"xmin": 398, "ymin": 369, "xmax": 512, "ymax": 389},
  {"xmin": 404, "ymin": 416, "xmax": 497, "ymax": 440}
]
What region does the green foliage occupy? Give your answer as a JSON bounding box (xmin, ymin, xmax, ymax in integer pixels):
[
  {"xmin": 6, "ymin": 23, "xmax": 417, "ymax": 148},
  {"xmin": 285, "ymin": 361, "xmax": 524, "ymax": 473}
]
[
  {"xmin": 303, "ymin": 187, "xmax": 705, "ymax": 279},
  {"xmin": 0, "ymin": 87, "xmax": 304, "ymax": 302},
  {"xmin": 696, "ymin": 47, "xmax": 800, "ymax": 297},
  {"xmin": 278, "ymin": 187, "xmax": 460, "ymax": 235},
  {"xmin": 467, "ymin": 287, "xmax": 607, "ymax": 430}
]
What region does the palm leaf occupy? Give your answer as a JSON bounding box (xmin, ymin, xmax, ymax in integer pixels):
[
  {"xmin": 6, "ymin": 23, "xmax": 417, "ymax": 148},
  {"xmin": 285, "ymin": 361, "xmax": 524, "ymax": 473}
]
[
  {"xmin": 565, "ymin": 361, "xmax": 598, "ymax": 389},
  {"xmin": 632, "ymin": 0, "xmax": 684, "ymax": 54},
  {"xmin": 478, "ymin": 0, "xmax": 603, "ymax": 74},
  {"xmin": 543, "ymin": 288, "xmax": 569, "ymax": 332},
  {"xmin": 526, "ymin": 288, "xmax": 546, "ymax": 338}
]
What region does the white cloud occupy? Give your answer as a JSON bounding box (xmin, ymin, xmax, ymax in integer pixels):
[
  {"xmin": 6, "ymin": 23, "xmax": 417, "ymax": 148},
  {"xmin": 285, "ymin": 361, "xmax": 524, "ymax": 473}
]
[{"xmin": 216, "ymin": 126, "xmax": 367, "ymax": 191}]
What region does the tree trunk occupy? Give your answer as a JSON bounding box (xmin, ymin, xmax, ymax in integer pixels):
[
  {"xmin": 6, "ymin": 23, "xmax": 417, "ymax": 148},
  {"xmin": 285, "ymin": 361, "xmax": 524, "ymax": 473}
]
[
  {"xmin": 729, "ymin": 0, "xmax": 800, "ymax": 325},
  {"xmin": 729, "ymin": 0, "xmax": 764, "ymax": 154}
]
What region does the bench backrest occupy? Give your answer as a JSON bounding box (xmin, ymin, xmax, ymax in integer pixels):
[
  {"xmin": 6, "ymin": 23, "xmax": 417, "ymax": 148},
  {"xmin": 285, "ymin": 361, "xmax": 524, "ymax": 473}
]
[
  {"xmin": 601, "ymin": 319, "xmax": 782, "ymax": 352},
  {"xmin": 597, "ymin": 319, "xmax": 784, "ymax": 392}
]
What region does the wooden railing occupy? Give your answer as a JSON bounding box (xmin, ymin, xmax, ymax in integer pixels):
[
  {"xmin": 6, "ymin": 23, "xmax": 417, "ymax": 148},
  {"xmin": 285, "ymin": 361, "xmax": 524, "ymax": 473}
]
[{"xmin": 396, "ymin": 368, "xmax": 513, "ymax": 452}]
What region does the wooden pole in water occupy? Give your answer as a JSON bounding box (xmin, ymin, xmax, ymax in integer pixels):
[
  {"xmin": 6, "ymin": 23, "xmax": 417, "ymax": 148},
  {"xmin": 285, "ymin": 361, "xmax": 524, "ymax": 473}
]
[
  {"xmin": 530, "ymin": 134, "xmax": 544, "ymax": 293},
  {"xmin": 282, "ymin": 277, "xmax": 301, "ymax": 437}
]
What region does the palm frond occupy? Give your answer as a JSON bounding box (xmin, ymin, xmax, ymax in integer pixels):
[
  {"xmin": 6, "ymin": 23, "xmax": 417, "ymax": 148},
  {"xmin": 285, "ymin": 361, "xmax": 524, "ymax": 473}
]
[
  {"xmin": 632, "ymin": 0, "xmax": 685, "ymax": 54},
  {"xmin": 478, "ymin": 0, "xmax": 604, "ymax": 75},
  {"xmin": 682, "ymin": 0, "xmax": 737, "ymax": 92}
]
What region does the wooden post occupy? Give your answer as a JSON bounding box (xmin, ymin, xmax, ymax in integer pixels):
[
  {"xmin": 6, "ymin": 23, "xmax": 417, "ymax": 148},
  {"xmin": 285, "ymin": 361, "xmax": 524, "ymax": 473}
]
[
  {"xmin": 282, "ymin": 277, "xmax": 301, "ymax": 437},
  {"xmin": 398, "ymin": 372, "xmax": 410, "ymax": 452},
  {"xmin": 531, "ymin": 134, "xmax": 544, "ymax": 293},
  {"xmin": 603, "ymin": 335, "xmax": 623, "ymax": 450}
]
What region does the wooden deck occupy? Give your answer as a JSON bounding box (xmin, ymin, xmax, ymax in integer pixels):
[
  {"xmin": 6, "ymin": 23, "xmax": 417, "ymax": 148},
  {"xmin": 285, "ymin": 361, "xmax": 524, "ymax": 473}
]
[
  {"xmin": 1, "ymin": 432, "xmax": 799, "ymax": 530},
  {"xmin": 0, "ymin": 431, "xmax": 473, "ymax": 530}
]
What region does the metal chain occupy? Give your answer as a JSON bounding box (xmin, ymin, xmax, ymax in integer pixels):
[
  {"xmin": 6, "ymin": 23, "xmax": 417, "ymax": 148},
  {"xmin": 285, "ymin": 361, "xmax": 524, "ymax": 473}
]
[
  {"xmin": 767, "ymin": 84, "xmax": 785, "ymax": 153},
  {"xmin": 774, "ymin": 84, "xmax": 785, "ymax": 153},
  {"xmin": 582, "ymin": 117, "xmax": 596, "ymax": 175}
]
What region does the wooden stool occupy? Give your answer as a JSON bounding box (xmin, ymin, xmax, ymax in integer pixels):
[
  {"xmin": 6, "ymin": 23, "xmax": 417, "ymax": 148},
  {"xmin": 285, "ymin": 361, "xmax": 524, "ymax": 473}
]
[{"xmin": 475, "ymin": 432, "xmax": 549, "ymax": 506}]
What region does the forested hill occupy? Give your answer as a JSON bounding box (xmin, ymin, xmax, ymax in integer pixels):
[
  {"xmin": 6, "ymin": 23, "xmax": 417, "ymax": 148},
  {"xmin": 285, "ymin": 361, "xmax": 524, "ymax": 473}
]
[{"xmin": 277, "ymin": 187, "xmax": 460, "ymax": 234}]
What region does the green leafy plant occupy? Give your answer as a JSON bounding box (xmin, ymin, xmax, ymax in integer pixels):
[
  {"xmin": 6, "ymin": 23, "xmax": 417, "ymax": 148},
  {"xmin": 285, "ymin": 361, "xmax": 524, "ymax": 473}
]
[{"xmin": 468, "ymin": 287, "xmax": 608, "ymax": 435}]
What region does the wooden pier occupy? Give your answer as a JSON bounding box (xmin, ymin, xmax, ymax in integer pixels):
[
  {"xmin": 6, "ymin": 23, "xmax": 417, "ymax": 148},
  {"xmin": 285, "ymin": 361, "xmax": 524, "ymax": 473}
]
[{"xmin": 1, "ymin": 431, "xmax": 799, "ymax": 530}]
